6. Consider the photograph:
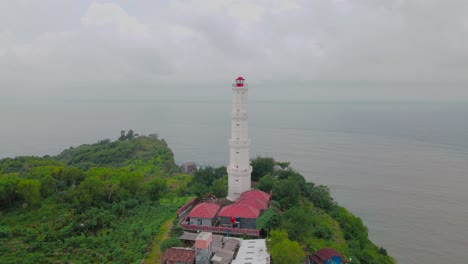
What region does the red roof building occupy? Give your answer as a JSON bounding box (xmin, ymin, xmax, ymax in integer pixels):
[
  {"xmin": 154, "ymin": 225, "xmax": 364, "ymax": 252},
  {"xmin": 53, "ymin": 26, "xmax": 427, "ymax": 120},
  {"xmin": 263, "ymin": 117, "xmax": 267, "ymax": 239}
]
[
  {"xmin": 186, "ymin": 202, "xmax": 221, "ymax": 227},
  {"xmin": 239, "ymin": 189, "xmax": 271, "ymax": 203},
  {"xmin": 309, "ymin": 248, "xmax": 347, "ymax": 264},
  {"xmin": 162, "ymin": 248, "xmax": 195, "ymax": 264},
  {"xmin": 236, "ymin": 189, "xmax": 270, "ymax": 211},
  {"xmin": 236, "ymin": 197, "xmax": 268, "ymax": 211},
  {"xmin": 218, "ymin": 204, "xmax": 260, "ymax": 219},
  {"xmin": 187, "ymin": 202, "xmax": 220, "ymax": 219}
]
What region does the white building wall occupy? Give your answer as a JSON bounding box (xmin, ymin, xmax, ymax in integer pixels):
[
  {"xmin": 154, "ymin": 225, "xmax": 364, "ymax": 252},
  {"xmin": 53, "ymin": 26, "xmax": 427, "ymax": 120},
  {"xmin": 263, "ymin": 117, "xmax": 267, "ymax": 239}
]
[
  {"xmin": 227, "ymin": 82, "xmax": 252, "ymax": 201},
  {"xmin": 189, "ymin": 217, "xmax": 213, "ymax": 227}
]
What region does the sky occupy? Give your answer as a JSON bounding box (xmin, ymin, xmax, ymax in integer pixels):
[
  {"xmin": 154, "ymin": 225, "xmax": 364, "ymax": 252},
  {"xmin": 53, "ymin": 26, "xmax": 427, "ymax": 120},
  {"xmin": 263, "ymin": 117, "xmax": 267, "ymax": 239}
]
[{"xmin": 1, "ymin": 0, "xmax": 467, "ymax": 101}]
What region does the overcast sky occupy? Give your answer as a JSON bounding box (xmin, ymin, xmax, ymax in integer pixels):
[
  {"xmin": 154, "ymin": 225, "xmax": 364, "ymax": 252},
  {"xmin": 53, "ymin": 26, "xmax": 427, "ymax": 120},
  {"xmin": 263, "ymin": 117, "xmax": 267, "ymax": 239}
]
[{"xmin": 1, "ymin": 0, "xmax": 467, "ymax": 101}]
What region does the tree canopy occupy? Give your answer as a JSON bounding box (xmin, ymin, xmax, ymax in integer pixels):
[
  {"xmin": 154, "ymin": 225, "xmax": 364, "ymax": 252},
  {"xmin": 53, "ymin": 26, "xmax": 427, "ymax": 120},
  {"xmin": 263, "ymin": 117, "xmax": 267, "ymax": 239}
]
[
  {"xmin": 0, "ymin": 132, "xmax": 192, "ymax": 263},
  {"xmin": 251, "ymin": 156, "xmax": 396, "ymax": 264}
]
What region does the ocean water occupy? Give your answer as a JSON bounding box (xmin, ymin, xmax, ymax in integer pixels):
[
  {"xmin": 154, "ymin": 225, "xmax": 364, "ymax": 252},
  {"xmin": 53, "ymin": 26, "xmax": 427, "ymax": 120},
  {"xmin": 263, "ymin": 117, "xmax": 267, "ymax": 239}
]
[{"xmin": 1, "ymin": 100, "xmax": 468, "ymax": 263}]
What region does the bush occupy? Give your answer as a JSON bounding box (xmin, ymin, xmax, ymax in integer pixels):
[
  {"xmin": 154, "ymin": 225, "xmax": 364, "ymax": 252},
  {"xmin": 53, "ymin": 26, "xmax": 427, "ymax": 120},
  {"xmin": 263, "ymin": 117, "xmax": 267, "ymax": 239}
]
[
  {"xmin": 251, "ymin": 156, "xmax": 275, "ymax": 181},
  {"xmin": 160, "ymin": 237, "xmax": 183, "ymax": 252}
]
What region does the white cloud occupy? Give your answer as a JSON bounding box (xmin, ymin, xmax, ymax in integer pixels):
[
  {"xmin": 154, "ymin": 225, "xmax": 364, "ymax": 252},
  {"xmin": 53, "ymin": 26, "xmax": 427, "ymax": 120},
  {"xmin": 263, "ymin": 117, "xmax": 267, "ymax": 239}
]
[
  {"xmin": 81, "ymin": 2, "xmax": 149, "ymax": 37},
  {"xmin": 271, "ymin": 0, "xmax": 301, "ymax": 14},
  {"xmin": 0, "ymin": 0, "xmax": 467, "ymax": 100}
]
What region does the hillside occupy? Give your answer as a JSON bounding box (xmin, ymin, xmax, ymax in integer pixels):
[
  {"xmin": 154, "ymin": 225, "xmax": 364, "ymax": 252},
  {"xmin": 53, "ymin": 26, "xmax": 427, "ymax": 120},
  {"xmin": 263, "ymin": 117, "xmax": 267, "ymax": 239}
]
[
  {"xmin": 0, "ymin": 132, "xmax": 191, "ymax": 263},
  {"xmin": 0, "ymin": 133, "xmax": 395, "ymax": 264},
  {"xmin": 192, "ymin": 157, "xmax": 396, "ymax": 264}
]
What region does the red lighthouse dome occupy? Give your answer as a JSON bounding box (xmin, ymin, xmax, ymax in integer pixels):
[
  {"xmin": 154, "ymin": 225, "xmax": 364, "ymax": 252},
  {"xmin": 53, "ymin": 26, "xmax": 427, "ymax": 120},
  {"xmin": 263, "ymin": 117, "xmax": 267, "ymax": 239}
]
[{"xmin": 235, "ymin": 76, "xmax": 245, "ymax": 87}]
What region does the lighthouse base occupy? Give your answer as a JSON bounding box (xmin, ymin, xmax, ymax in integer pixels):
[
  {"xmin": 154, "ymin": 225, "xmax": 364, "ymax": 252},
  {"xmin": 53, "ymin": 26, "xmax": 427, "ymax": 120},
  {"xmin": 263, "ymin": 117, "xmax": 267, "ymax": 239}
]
[{"xmin": 227, "ymin": 166, "xmax": 252, "ymax": 201}]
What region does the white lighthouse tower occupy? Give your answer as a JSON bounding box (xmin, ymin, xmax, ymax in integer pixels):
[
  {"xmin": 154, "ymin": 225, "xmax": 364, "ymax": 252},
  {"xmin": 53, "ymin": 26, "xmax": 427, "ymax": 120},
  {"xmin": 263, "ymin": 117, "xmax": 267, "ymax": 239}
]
[{"xmin": 227, "ymin": 76, "xmax": 252, "ymax": 201}]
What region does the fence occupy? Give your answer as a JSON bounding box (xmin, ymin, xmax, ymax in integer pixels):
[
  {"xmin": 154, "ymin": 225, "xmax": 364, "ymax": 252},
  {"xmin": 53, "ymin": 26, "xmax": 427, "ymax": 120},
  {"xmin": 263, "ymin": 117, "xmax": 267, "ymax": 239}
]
[
  {"xmin": 177, "ymin": 198, "xmax": 198, "ymax": 217},
  {"xmin": 180, "ymin": 223, "xmax": 260, "ymax": 237}
]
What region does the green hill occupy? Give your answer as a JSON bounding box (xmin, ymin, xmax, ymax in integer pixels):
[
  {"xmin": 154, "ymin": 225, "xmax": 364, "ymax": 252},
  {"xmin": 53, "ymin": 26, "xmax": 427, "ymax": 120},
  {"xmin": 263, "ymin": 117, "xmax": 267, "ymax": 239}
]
[
  {"xmin": 0, "ymin": 132, "xmax": 191, "ymax": 263},
  {"xmin": 0, "ymin": 133, "xmax": 395, "ymax": 264}
]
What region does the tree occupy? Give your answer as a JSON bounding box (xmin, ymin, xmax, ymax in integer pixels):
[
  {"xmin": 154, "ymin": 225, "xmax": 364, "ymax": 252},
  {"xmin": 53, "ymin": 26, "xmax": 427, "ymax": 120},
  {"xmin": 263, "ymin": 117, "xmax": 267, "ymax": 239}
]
[
  {"xmin": 0, "ymin": 174, "xmax": 20, "ymax": 208},
  {"xmin": 39, "ymin": 174, "xmax": 56, "ymax": 197},
  {"xmin": 256, "ymin": 208, "xmax": 279, "ymax": 236},
  {"xmin": 103, "ymin": 179, "xmax": 120, "ymax": 202},
  {"xmin": 189, "ymin": 182, "xmax": 209, "ymax": 198},
  {"xmin": 251, "ymin": 156, "xmax": 275, "ymax": 181},
  {"xmin": 126, "ymin": 130, "xmax": 135, "ymax": 140},
  {"xmin": 305, "ymin": 184, "xmax": 335, "ymax": 211},
  {"xmin": 267, "ymin": 229, "xmax": 288, "ymax": 250},
  {"xmin": 267, "ymin": 230, "xmax": 305, "ymax": 264},
  {"xmin": 210, "ymin": 176, "xmax": 227, "ymax": 198},
  {"xmin": 257, "ymin": 174, "xmax": 275, "ymax": 192},
  {"xmin": 119, "ymin": 173, "xmax": 143, "ymax": 196},
  {"xmin": 76, "ymin": 176, "xmax": 104, "ymax": 207},
  {"xmin": 192, "ymin": 166, "xmax": 226, "ymax": 187},
  {"xmin": 270, "ymin": 239, "xmax": 305, "ymax": 264},
  {"xmin": 146, "ymin": 178, "xmax": 167, "ymax": 201},
  {"xmin": 119, "ymin": 130, "xmax": 126, "ymax": 141},
  {"xmin": 273, "ymin": 177, "xmax": 301, "ymax": 210},
  {"xmin": 17, "ymin": 179, "xmax": 41, "ymax": 206},
  {"xmin": 62, "ymin": 167, "xmax": 85, "ymax": 188},
  {"xmin": 280, "ymin": 206, "xmax": 314, "ymax": 242}
]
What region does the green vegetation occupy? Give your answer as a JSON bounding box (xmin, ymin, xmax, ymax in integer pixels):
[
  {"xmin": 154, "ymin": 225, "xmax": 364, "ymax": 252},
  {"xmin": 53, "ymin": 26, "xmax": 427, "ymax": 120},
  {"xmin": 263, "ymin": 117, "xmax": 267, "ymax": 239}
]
[
  {"xmin": 187, "ymin": 166, "xmax": 227, "ymax": 198},
  {"xmin": 0, "ymin": 132, "xmax": 395, "ymax": 264},
  {"xmin": 267, "ymin": 230, "xmax": 305, "ymax": 264},
  {"xmin": 250, "ymin": 156, "xmax": 396, "ymax": 264},
  {"xmin": 0, "ymin": 132, "xmax": 190, "ymax": 263}
]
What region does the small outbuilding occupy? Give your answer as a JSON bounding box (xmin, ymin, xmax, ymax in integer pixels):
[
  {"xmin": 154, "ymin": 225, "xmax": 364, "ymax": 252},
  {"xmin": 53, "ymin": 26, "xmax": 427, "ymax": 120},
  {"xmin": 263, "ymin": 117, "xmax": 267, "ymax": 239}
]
[
  {"xmin": 308, "ymin": 248, "xmax": 347, "ymax": 264},
  {"xmin": 162, "ymin": 247, "xmax": 195, "ymax": 264}
]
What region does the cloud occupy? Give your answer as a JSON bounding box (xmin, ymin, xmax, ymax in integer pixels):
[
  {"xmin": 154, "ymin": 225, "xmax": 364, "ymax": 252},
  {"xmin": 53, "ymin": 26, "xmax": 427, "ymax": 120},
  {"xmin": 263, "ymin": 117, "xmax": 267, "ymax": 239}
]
[
  {"xmin": 81, "ymin": 2, "xmax": 149, "ymax": 37},
  {"xmin": 0, "ymin": 0, "xmax": 467, "ymax": 100}
]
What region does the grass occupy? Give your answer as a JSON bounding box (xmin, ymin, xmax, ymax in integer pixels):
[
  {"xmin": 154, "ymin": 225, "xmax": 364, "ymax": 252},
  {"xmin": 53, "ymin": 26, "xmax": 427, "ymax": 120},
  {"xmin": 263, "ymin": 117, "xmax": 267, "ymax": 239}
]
[{"xmin": 144, "ymin": 214, "xmax": 176, "ymax": 264}]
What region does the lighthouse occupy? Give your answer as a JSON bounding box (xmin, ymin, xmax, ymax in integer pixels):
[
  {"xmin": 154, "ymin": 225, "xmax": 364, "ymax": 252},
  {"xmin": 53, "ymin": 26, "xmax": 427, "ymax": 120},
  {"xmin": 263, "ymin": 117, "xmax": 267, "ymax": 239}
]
[{"xmin": 227, "ymin": 76, "xmax": 252, "ymax": 201}]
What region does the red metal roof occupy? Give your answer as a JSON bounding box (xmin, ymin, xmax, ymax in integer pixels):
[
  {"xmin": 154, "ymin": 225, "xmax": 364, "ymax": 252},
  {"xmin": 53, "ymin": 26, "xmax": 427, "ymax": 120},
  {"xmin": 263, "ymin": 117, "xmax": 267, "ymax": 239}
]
[
  {"xmin": 236, "ymin": 76, "xmax": 244, "ymax": 80},
  {"xmin": 239, "ymin": 189, "xmax": 271, "ymax": 202},
  {"xmin": 187, "ymin": 202, "xmax": 220, "ymax": 219},
  {"xmin": 162, "ymin": 248, "xmax": 195, "ymax": 263},
  {"xmin": 313, "ymin": 248, "xmax": 346, "ymax": 263},
  {"xmin": 236, "ymin": 197, "xmax": 268, "ymax": 211},
  {"xmin": 218, "ymin": 204, "xmax": 260, "ymax": 219}
]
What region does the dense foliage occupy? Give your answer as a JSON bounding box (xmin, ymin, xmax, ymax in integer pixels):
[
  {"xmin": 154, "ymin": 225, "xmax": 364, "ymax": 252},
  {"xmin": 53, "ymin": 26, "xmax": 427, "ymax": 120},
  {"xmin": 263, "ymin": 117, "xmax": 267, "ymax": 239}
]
[
  {"xmin": 187, "ymin": 166, "xmax": 228, "ymax": 198},
  {"xmin": 0, "ymin": 133, "xmax": 396, "ymax": 264},
  {"xmin": 0, "ymin": 133, "xmax": 191, "ymax": 263},
  {"xmin": 267, "ymin": 230, "xmax": 305, "ymax": 264},
  {"xmin": 251, "ymin": 156, "xmax": 396, "ymax": 264}
]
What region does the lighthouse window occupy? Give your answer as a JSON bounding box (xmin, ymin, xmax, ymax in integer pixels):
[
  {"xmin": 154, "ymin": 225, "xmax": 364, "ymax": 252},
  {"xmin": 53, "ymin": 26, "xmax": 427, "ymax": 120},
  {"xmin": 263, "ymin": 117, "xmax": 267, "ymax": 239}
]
[
  {"xmin": 236, "ymin": 152, "xmax": 239, "ymax": 154},
  {"xmin": 237, "ymin": 123, "xmax": 239, "ymax": 126}
]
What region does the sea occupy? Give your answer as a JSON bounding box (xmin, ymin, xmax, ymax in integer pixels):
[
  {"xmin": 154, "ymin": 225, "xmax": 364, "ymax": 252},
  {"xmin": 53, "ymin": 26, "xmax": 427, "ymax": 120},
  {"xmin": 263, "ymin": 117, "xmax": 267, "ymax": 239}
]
[{"xmin": 1, "ymin": 99, "xmax": 468, "ymax": 264}]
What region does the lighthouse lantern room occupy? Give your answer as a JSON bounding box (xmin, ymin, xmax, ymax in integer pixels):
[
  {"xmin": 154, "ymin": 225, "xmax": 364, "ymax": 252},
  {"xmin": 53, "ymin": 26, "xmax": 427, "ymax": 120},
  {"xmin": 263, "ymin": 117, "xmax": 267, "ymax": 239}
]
[
  {"xmin": 227, "ymin": 76, "xmax": 252, "ymax": 201},
  {"xmin": 235, "ymin": 76, "xmax": 245, "ymax": 87}
]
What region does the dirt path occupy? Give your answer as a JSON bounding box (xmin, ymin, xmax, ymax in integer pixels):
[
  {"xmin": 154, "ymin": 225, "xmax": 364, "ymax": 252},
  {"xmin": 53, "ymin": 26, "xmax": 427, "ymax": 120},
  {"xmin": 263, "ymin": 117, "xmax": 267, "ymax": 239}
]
[{"xmin": 144, "ymin": 215, "xmax": 175, "ymax": 264}]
